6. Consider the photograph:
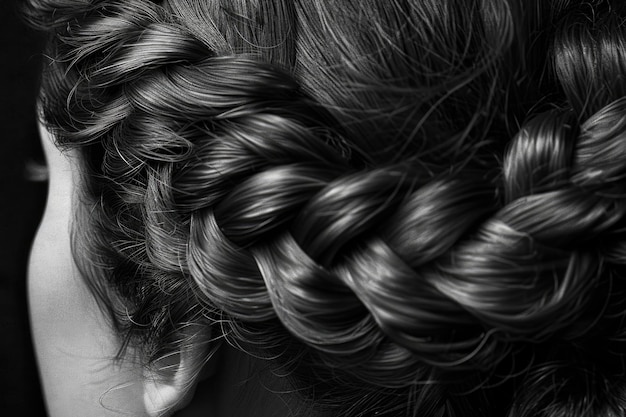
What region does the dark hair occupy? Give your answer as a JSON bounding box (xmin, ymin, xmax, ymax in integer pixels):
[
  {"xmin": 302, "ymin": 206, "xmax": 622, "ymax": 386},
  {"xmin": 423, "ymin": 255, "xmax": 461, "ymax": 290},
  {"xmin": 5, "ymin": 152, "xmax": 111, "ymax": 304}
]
[{"xmin": 26, "ymin": 0, "xmax": 626, "ymax": 415}]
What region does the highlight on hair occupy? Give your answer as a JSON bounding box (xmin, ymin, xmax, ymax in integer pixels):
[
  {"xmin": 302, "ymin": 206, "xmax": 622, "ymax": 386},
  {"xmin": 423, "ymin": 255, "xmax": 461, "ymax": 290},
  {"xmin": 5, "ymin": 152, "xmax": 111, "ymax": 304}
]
[{"xmin": 25, "ymin": 0, "xmax": 626, "ymax": 415}]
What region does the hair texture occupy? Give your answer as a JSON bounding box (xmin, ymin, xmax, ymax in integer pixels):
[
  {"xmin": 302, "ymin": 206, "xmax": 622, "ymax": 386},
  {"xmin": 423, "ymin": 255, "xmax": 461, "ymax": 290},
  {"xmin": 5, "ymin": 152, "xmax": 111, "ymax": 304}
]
[{"xmin": 25, "ymin": 0, "xmax": 626, "ymax": 415}]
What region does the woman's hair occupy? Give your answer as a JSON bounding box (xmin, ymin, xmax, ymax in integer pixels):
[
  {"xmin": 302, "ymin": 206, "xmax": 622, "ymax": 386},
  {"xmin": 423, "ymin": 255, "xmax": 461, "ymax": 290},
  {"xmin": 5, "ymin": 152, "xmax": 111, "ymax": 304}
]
[{"xmin": 25, "ymin": 0, "xmax": 626, "ymax": 415}]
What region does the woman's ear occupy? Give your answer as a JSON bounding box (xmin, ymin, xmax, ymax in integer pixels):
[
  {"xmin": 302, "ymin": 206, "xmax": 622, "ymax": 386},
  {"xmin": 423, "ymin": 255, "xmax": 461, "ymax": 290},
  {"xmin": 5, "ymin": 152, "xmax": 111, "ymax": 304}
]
[{"xmin": 142, "ymin": 331, "xmax": 221, "ymax": 417}]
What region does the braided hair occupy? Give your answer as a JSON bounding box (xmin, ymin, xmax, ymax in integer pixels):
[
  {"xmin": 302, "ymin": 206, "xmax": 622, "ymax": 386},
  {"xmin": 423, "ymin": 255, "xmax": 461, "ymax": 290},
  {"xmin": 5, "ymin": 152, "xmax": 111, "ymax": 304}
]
[{"xmin": 26, "ymin": 0, "xmax": 626, "ymax": 415}]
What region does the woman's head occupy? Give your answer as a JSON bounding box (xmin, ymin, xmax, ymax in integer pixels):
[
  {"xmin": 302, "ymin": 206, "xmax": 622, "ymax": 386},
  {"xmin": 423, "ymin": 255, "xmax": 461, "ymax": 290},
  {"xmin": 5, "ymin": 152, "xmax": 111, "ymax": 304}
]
[{"xmin": 26, "ymin": 0, "xmax": 626, "ymax": 415}]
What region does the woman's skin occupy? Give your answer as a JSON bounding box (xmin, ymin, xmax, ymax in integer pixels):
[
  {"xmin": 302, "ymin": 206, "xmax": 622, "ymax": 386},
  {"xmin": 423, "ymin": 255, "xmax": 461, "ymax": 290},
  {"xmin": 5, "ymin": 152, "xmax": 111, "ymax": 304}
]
[{"xmin": 28, "ymin": 123, "xmax": 151, "ymax": 416}]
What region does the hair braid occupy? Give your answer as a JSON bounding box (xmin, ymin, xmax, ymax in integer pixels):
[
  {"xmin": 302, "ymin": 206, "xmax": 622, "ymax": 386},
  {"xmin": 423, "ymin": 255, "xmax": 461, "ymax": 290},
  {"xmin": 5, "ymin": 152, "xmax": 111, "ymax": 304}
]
[
  {"xmin": 185, "ymin": 128, "xmax": 505, "ymax": 376},
  {"xmin": 29, "ymin": 0, "xmax": 626, "ymax": 415},
  {"xmin": 495, "ymin": 3, "xmax": 626, "ymax": 408}
]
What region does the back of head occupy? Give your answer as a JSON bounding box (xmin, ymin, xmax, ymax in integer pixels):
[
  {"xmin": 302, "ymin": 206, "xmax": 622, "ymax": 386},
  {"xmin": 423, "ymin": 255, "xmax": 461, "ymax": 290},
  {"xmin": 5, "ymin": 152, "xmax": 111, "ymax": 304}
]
[{"xmin": 25, "ymin": 0, "xmax": 626, "ymax": 415}]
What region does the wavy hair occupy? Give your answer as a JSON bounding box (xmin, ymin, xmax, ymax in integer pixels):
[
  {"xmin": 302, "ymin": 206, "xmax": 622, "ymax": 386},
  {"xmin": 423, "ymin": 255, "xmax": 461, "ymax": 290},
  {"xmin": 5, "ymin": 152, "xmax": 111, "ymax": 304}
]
[{"xmin": 26, "ymin": 0, "xmax": 626, "ymax": 415}]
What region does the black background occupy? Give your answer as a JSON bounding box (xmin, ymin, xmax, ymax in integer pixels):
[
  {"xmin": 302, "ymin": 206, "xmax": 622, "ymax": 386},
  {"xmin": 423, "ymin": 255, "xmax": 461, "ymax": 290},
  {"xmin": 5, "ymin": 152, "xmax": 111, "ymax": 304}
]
[{"xmin": 1, "ymin": 0, "xmax": 48, "ymax": 415}]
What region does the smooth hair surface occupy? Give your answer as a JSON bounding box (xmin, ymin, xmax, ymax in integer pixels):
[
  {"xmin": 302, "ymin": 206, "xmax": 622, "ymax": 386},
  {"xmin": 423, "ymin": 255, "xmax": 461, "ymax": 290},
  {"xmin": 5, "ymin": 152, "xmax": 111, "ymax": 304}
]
[{"xmin": 26, "ymin": 0, "xmax": 626, "ymax": 415}]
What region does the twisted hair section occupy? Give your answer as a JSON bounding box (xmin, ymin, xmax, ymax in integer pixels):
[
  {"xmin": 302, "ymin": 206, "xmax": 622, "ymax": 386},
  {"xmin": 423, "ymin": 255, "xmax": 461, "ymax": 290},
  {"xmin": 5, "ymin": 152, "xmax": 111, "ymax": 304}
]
[{"xmin": 26, "ymin": 0, "xmax": 626, "ymax": 415}]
